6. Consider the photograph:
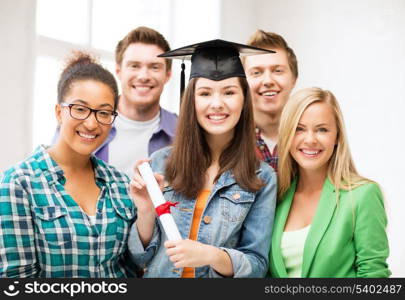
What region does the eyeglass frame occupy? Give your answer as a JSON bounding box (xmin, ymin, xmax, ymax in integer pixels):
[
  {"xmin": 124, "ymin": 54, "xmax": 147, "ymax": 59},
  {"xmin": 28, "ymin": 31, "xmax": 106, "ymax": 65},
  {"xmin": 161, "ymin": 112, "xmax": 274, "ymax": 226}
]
[{"xmin": 60, "ymin": 102, "xmax": 118, "ymax": 125}]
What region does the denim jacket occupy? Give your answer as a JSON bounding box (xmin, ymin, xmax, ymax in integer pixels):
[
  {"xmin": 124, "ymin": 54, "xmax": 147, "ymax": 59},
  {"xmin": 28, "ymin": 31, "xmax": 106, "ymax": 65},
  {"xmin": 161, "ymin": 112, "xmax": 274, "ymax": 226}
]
[{"xmin": 128, "ymin": 147, "xmax": 277, "ymax": 278}]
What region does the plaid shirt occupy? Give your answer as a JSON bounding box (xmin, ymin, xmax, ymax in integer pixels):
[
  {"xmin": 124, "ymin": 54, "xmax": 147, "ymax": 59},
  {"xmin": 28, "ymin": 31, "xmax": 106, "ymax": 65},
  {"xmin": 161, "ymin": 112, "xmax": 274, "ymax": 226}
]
[
  {"xmin": 255, "ymin": 127, "xmax": 278, "ymax": 172},
  {"xmin": 0, "ymin": 145, "xmax": 136, "ymax": 278}
]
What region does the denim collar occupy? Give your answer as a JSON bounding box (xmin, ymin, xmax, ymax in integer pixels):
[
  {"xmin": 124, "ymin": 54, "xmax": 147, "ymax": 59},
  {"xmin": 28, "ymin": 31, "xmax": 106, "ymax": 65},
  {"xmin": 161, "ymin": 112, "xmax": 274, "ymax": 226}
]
[{"xmin": 214, "ymin": 165, "xmax": 264, "ymax": 189}]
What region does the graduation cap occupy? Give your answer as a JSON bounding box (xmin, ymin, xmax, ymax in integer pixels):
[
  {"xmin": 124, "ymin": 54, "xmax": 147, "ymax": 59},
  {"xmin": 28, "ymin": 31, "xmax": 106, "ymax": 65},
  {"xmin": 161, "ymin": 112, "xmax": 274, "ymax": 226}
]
[{"xmin": 158, "ymin": 39, "xmax": 275, "ymax": 100}]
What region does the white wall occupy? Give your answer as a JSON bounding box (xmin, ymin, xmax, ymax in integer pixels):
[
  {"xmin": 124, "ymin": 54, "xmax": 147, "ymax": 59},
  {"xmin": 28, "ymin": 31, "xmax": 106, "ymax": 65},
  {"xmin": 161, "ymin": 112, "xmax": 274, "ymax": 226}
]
[
  {"xmin": 0, "ymin": 0, "xmax": 36, "ymax": 171},
  {"xmin": 222, "ymin": 0, "xmax": 405, "ymax": 276}
]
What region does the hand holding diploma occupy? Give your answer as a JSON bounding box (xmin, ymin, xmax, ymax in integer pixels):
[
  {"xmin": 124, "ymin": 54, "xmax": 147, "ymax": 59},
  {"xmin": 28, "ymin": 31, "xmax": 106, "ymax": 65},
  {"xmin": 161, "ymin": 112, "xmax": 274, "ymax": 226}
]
[
  {"xmin": 132, "ymin": 161, "xmax": 182, "ymax": 242},
  {"xmin": 130, "ymin": 161, "xmax": 232, "ymax": 276}
]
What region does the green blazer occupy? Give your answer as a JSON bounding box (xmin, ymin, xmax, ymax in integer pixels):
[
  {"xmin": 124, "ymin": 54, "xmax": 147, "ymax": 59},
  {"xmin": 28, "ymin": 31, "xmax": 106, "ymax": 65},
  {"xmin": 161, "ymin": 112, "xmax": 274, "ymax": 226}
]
[{"xmin": 269, "ymin": 178, "xmax": 390, "ymax": 278}]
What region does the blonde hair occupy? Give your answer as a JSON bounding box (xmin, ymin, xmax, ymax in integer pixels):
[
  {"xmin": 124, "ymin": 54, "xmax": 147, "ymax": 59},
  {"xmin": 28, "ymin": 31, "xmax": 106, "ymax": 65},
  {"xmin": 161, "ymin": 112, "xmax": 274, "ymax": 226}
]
[{"xmin": 277, "ymin": 87, "xmax": 371, "ymax": 199}]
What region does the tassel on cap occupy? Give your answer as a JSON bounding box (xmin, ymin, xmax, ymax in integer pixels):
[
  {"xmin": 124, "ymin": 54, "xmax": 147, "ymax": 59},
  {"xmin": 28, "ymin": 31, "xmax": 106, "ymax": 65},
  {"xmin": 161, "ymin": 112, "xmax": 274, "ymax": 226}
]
[{"xmin": 180, "ymin": 61, "xmax": 185, "ymax": 103}]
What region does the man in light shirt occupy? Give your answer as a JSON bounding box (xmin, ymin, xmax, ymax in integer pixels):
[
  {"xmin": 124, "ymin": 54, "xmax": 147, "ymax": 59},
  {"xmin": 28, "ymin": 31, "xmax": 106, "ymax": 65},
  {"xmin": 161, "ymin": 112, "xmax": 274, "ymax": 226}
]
[
  {"xmin": 96, "ymin": 27, "xmax": 177, "ymax": 177},
  {"xmin": 244, "ymin": 30, "xmax": 298, "ymax": 171},
  {"xmin": 52, "ymin": 27, "xmax": 177, "ymax": 178}
]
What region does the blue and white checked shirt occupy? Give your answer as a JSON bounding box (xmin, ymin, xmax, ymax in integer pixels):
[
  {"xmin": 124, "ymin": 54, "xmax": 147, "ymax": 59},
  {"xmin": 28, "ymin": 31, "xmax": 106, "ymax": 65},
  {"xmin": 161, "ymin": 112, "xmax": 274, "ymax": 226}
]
[{"xmin": 0, "ymin": 145, "xmax": 136, "ymax": 277}]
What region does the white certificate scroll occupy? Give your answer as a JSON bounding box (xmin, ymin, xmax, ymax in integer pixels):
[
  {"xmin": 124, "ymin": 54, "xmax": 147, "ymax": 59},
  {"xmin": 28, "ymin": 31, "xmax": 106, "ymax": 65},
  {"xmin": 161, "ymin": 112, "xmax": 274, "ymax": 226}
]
[{"xmin": 137, "ymin": 162, "xmax": 182, "ymax": 241}]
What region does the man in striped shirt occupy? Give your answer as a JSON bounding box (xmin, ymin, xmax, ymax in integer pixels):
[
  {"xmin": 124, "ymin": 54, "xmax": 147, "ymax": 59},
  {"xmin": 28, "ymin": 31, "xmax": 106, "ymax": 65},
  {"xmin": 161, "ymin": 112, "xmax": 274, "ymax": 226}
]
[{"xmin": 244, "ymin": 30, "xmax": 298, "ymax": 172}]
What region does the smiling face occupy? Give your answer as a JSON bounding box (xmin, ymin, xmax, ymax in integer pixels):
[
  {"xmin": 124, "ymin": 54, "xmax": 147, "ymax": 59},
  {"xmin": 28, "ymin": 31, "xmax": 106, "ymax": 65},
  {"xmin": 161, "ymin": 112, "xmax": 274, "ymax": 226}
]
[
  {"xmin": 56, "ymin": 79, "xmax": 115, "ymax": 157},
  {"xmin": 245, "ymin": 48, "xmax": 296, "ymax": 118},
  {"xmin": 290, "ymin": 102, "xmax": 338, "ymax": 176},
  {"xmin": 194, "ymin": 77, "xmax": 244, "ymax": 144},
  {"xmin": 116, "ymin": 43, "xmax": 171, "ymax": 112}
]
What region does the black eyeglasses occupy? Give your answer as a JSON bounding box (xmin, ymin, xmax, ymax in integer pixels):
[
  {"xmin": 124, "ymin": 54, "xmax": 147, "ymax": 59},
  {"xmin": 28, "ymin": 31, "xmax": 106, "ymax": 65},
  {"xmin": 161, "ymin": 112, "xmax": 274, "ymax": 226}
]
[{"xmin": 61, "ymin": 103, "xmax": 118, "ymax": 125}]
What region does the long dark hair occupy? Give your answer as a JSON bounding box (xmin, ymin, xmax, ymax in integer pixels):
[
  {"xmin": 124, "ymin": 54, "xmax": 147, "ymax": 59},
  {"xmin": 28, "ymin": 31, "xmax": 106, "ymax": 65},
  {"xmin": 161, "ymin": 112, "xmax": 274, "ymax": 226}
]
[{"xmin": 165, "ymin": 77, "xmax": 263, "ymax": 199}]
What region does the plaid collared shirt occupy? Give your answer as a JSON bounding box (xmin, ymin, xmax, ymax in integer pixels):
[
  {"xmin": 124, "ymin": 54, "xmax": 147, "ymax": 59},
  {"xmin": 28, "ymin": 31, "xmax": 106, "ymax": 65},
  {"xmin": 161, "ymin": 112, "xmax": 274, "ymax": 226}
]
[
  {"xmin": 255, "ymin": 127, "xmax": 278, "ymax": 172},
  {"xmin": 0, "ymin": 145, "xmax": 136, "ymax": 278}
]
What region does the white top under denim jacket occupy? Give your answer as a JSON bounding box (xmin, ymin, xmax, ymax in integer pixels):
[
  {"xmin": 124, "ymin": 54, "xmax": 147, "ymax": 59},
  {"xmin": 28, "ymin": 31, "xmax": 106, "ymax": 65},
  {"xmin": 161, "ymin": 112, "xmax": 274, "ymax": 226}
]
[{"xmin": 128, "ymin": 147, "xmax": 277, "ymax": 278}]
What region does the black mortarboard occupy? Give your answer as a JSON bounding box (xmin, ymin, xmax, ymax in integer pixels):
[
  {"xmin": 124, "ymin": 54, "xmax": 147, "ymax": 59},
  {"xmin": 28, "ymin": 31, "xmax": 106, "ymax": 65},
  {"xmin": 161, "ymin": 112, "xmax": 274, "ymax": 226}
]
[{"xmin": 158, "ymin": 39, "xmax": 275, "ymax": 100}]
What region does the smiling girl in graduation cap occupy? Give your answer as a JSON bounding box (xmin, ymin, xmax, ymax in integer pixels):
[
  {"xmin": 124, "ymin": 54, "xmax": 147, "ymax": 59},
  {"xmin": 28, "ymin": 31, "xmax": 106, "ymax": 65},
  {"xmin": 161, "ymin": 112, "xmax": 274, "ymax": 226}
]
[{"xmin": 128, "ymin": 39, "xmax": 277, "ymax": 278}]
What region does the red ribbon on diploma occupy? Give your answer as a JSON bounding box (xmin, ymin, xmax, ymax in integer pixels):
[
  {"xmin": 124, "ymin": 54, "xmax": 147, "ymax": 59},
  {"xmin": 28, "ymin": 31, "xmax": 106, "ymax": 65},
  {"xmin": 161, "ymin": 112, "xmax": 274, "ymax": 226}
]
[{"xmin": 155, "ymin": 201, "xmax": 179, "ymax": 217}]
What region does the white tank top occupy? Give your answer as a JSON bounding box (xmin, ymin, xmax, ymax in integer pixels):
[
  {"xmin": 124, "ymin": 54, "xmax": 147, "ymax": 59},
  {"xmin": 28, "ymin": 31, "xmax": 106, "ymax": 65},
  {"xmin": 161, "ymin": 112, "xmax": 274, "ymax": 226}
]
[{"xmin": 280, "ymin": 225, "xmax": 311, "ymax": 277}]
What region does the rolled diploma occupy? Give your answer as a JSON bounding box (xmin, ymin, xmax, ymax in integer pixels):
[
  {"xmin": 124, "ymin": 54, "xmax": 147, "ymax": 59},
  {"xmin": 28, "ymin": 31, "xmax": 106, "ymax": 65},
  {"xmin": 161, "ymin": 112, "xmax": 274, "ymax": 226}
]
[{"xmin": 138, "ymin": 162, "xmax": 182, "ymax": 241}]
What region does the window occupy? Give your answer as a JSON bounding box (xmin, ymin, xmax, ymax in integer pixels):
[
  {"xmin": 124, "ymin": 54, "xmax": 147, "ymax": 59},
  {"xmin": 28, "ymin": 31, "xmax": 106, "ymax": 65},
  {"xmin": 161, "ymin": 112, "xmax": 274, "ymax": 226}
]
[{"xmin": 33, "ymin": 0, "xmax": 220, "ymax": 147}]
